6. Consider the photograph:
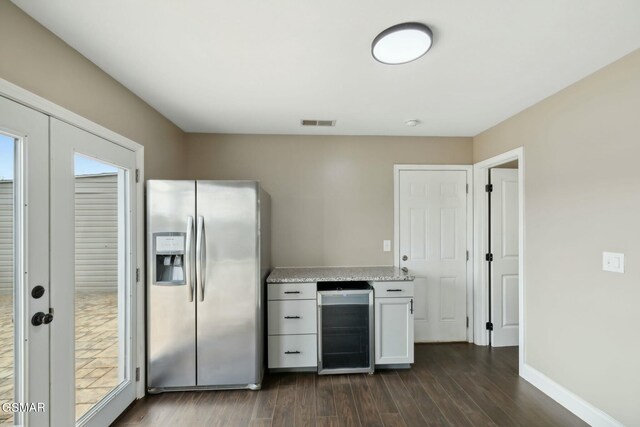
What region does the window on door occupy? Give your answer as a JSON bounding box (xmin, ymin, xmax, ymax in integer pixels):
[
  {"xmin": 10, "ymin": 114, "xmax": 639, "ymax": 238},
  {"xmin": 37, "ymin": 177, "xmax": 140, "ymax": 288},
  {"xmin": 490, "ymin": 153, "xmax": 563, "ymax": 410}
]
[{"xmin": 74, "ymin": 154, "xmax": 127, "ymax": 421}]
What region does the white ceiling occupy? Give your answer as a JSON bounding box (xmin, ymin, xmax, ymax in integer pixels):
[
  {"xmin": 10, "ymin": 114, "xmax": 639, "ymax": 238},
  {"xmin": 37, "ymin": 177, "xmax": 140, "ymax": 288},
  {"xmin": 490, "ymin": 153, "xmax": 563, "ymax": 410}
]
[{"xmin": 13, "ymin": 0, "xmax": 640, "ymax": 136}]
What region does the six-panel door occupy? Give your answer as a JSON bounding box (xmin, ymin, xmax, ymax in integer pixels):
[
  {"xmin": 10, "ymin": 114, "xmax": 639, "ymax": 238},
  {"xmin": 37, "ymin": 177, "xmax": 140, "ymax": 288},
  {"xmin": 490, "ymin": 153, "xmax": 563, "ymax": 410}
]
[
  {"xmin": 490, "ymin": 168, "xmax": 520, "ymax": 347},
  {"xmin": 398, "ymin": 170, "xmax": 467, "ymax": 342}
]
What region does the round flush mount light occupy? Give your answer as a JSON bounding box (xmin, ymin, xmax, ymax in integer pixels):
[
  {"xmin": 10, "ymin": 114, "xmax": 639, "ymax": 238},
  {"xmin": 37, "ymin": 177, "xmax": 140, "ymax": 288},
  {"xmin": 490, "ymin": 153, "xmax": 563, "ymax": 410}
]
[
  {"xmin": 405, "ymin": 119, "xmax": 420, "ymax": 127},
  {"xmin": 372, "ymin": 22, "xmax": 433, "ymax": 65}
]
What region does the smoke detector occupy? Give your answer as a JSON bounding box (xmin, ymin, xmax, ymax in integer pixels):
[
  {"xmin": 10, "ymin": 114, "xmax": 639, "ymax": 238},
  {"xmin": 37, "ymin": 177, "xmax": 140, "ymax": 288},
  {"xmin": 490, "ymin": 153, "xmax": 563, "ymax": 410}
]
[{"xmin": 405, "ymin": 119, "xmax": 420, "ymax": 127}]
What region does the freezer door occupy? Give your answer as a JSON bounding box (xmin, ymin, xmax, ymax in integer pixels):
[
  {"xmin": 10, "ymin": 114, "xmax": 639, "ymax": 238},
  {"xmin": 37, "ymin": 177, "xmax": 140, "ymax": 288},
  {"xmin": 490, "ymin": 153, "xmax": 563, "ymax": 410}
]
[
  {"xmin": 147, "ymin": 180, "xmax": 197, "ymax": 389},
  {"xmin": 196, "ymin": 181, "xmax": 260, "ymax": 386}
]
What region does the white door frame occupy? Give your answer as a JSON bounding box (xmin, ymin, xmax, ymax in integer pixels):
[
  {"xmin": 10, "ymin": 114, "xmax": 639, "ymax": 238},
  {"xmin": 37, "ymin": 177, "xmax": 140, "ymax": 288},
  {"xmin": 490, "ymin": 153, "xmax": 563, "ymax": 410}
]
[
  {"xmin": 0, "ymin": 78, "xmax": 147, "ymax": 399},
  {"xmin": 393, "ymin": 164, "xmax": 474, "ymax": 343},
  {"xmin": 472, "ymin": 147, "xmax": 525, "ymax": 372}
]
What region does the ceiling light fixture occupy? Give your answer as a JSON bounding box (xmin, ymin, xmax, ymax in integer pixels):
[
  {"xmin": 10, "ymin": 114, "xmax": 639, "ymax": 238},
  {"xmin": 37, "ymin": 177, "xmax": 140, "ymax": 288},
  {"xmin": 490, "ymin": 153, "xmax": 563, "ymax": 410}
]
[{"xmin": 372, "ymin": 22, "xmax": 433, "ymax": 65}]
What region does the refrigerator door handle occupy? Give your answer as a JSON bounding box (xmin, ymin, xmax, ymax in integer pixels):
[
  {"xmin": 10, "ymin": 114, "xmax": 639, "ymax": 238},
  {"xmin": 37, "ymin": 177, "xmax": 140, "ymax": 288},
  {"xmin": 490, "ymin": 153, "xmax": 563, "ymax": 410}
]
[
  {"xmin": 185, "ymin": 216, "xmax": 195, "ymax": 302},
  {"xmin": 196, "ymin": 215, "xmax": 205, "ymax": 301}
]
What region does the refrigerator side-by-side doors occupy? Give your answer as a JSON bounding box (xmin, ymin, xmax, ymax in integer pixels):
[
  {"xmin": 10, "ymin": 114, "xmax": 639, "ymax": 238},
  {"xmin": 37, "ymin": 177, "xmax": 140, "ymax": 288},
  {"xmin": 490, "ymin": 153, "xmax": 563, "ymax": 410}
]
[
  {"xmin": 196, "ymin": 181, "xmax": 260, "ymax": 386},
  {"xmin": 147, "ymin": 180, "xmax": 197, "ymax": 390}
]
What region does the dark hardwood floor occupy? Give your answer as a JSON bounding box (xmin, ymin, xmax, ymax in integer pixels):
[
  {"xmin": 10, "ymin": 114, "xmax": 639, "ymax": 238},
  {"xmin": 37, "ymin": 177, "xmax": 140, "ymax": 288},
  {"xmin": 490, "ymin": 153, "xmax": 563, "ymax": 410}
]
[{"xmin": 114, "ymin": 344, "xmax": 587, "ymax": 426}]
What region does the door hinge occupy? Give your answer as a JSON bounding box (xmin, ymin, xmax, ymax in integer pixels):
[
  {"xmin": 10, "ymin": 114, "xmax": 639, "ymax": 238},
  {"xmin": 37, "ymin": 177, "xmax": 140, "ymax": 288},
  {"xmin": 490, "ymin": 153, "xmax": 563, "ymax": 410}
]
[
  {"xmin": 466, "ymin": 316, "xmax": 469, "ymax": 328},
  {"xmin": 466, "ymin": 250, "xmax": 469, "ymax": 261},
  {"xmin": 485, "ymin": 184, "xmax": 493, "ymax": 192},
  {"xmin": 135, "ymin": 367, "xmax": 140, "ymax": 381},
  {"xmin": 410, "ymin": 298, "xmax": 414, "ymax": 314},
  {"xmin": 466, "ymin": 183, "xmax": 469, "ymax": 194},
  {"xmin": 486, "ymin": 322, "xmax": 494, "ymax": 331},
  {"xmin": 136, "ymin": 268, "xmax": 140, "ymax": 282},
  {"xmin": 485, "ymin": 253, "xmax": 494, "ymax": 262},
  {"xmin": 135, "ymin": 169, "xmax": 140, "ymax": 183}
]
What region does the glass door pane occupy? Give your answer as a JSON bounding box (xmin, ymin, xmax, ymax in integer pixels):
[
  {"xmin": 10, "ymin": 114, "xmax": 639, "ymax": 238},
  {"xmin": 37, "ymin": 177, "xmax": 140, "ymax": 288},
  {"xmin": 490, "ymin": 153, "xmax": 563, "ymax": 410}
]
[
  {"xmin": 74, "ymin": 155, "xmax": 125, "ymax": 421},
  {"xmin": 0, "ymin": 134, "xmax": 16, "ymax": 426}
]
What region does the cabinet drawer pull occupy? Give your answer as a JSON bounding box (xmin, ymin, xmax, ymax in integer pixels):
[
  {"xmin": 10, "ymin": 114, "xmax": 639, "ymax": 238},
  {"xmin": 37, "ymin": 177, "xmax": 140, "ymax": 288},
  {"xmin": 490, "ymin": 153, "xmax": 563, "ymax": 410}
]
[
  {"xmin": 284, "ymin": 351, "xmax": 301, "ymax": 354},
  {"xmin": 284, "ymin": 291, "xmax": 301, "ymax": 294},
  {"xmin": 387, "ymin": 289, "xmax": 403, "ymax": 292},
  {"xmin": 284, "ymin": 315, "xmax": 300, "ymax": 319}
]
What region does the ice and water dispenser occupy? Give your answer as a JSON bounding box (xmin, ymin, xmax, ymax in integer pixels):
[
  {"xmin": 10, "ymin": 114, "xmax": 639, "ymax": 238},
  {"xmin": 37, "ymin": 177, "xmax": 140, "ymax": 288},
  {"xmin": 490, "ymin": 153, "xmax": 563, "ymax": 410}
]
[{"xmin": 153, "ymin": 232, "xmax": 186, "ymax": 284}]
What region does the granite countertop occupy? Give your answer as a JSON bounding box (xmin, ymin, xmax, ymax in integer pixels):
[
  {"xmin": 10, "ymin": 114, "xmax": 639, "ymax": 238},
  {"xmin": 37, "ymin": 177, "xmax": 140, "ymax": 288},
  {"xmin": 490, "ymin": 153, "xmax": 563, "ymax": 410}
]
[{"xmin": 266, "ymin": 266, "xmax": 414, "ymax": 283}]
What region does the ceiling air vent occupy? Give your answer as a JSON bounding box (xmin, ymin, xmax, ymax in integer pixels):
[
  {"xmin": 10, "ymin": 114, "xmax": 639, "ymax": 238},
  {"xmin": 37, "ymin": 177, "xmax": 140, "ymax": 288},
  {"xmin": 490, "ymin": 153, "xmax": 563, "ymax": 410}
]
[{"xmin": 301, "ymin": 120, "xmax": 336, "ymax": 127}]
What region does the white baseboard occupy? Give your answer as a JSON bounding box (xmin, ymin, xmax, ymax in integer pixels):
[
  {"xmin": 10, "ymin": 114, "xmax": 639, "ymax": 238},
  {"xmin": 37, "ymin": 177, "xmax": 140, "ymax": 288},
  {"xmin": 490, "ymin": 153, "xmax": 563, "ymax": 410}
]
[{"xmin": 521, "ymin": 363, "xmax": 623, "ymax": 427}]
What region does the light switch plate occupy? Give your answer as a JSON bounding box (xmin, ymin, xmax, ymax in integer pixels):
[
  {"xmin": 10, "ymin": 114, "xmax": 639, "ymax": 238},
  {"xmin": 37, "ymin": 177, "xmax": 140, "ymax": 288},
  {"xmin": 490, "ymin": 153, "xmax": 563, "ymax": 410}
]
[
  {"xmin": 383, "ymin": 240, "xmax": 391, "ymax": 252},
  {"xmin": 602, "ymin": 252, "xmax": 624, "ymax": 273}
]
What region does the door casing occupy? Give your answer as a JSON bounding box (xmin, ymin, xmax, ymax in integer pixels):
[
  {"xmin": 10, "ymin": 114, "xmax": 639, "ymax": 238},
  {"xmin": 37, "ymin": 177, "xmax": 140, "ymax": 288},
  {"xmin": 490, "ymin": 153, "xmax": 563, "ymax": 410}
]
[{"xmin": 472, "ymin": 147, "xmax": 525, "ymax": 374}]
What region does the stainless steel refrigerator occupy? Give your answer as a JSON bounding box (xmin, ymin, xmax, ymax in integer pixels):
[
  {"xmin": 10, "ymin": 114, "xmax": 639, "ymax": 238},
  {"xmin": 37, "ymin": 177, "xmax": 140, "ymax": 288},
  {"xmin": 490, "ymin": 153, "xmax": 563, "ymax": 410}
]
[{"xmin": 146, "ymin": 180, "xmax": 271, "ymax": 393}]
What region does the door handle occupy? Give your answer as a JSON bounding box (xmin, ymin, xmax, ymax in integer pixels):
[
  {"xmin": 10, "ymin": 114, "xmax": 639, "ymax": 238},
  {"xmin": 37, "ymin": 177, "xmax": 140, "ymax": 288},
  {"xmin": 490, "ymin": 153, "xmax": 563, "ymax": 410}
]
[
  {"xmin": 387, "ymin": 289, "xmax": 403, "ymax": 292},
  {"xmin": 43, "ymin": 313, "xmax": 54, "ymax": 324},
  {"xmin": 410, "ymin": 298, "xmax": 414, "ymax": 314},
  {"xmin": 283, "ymin": 291, "xmax": 300, "ymax": 294},
  {"xmin": 185, "ymin": 216, "xmax": 195, "ymax": 302},
  {"xmin": 196, "ymin": 216, "xmax": 205, "ymax": 302},
  {"xmin": 31, "ymin": 312, "xmax": 45, "ymax": 326},
  {"xmin": 284, "ymin": 316, "xmax": 300, "ymax": 319},
  {"xmin": 31, "ymin": 311, "xmax": 53, "ymax": 326},
  {"xmin": 284, "ymin": 351, "xmax": 300, "ymax": 355}
]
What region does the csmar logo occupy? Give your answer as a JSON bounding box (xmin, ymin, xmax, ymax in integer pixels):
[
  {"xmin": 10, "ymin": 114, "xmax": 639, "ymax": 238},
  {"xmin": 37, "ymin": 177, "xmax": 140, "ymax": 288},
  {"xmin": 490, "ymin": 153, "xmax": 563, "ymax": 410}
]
[{"xmin": 2, "ymin": 402, "xmax": 46, "ymax": 413}]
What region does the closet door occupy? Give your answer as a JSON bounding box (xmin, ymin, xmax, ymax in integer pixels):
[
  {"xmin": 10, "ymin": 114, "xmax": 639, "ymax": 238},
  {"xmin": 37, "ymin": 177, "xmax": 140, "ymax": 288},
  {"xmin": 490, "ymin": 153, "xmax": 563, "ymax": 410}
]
[
  {"xmin": 50, "ymin": 118, "xmax": 137, "ymax": 427},
  {"xmin": 0, "ymin": 95, "xmax": 49, "ymax": 427}
]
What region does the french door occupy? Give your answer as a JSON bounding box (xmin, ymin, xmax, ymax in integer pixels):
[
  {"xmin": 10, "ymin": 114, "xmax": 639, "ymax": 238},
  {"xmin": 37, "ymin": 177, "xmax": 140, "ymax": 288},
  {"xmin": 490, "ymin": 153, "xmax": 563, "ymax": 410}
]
[
  {"xmin": 50, "ymin": 119, "xmax": 137, "ymax": 426},
  {"xmin": 0, "ymin": 95, "xmax": 137, "ymax": 426},
  {"xmin": 0, "ymin": 95, "xmax": 49, "ymax": 427}
]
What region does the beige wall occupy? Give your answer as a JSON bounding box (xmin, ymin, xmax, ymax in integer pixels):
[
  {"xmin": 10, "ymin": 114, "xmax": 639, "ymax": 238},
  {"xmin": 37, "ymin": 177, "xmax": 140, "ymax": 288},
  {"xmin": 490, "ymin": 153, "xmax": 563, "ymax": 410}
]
[
  {"xmin": 0, "ymin": 2, "xmax": 185, "ymax": 179},
  {"xmin": 187, "ymin": 134, "xmax": 472, "ymax": 267},
  {"xmin": 474, "ymin": 49, "xmax": 640, "ymax": 426}
]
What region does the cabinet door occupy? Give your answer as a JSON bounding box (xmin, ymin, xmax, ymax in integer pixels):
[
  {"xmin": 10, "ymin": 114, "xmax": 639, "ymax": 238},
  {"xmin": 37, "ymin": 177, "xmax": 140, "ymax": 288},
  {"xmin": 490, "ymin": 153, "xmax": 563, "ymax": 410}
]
[{"xmin": 375, "ymin": 297, "xmax": 414, "ymax": 364}]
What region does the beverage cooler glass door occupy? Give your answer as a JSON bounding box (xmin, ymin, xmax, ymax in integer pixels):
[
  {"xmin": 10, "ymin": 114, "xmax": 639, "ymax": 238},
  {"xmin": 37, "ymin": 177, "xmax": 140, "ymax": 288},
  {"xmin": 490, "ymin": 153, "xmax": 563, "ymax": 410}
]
[{"xmin": 317, "ymin": 290, "xmax": 373, "ymax": 374}]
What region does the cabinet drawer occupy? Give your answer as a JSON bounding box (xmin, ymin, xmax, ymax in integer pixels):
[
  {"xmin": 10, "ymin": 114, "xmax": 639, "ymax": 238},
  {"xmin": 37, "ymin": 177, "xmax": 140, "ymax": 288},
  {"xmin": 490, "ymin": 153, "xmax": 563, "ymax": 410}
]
[
  {"xmin": 268, "ymin": 282, "xmax": 317, "ymax": 300},
  {"xmin": 268, "ymin": 300, "xmax": 317, "ymax": 335},
  {"xmin": 373, "ymin": 281, "xmax": 414, "ymax": 298},
  {"xmin": 268, "ymin": 335, "xmax": 317, "ymax": 369}
]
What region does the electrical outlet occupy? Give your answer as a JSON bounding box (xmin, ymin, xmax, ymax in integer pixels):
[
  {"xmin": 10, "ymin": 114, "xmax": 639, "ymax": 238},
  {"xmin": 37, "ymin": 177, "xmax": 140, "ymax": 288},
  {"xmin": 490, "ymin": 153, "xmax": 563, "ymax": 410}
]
[{"xmin": 383, "ymin": 240, "xmax": 391, "ymax": 252}]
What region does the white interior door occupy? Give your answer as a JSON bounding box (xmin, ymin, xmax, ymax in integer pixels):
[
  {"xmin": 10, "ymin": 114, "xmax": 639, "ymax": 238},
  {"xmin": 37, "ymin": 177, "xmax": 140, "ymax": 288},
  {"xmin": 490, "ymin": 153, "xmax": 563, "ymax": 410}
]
[
  {"xmin": 50, "ymin": 118, "xmax": 137, "ymax": 426},
  {"xmin": 398, "ymin": 170, "xmax": 468, "ymax": 342},
  {"xmin": 0, "ymin": 95, "xmax": 49, "ymax": 427},
  {"xmin": 489, "ymin": 168, "xmax": 519, "ymax": 347}
]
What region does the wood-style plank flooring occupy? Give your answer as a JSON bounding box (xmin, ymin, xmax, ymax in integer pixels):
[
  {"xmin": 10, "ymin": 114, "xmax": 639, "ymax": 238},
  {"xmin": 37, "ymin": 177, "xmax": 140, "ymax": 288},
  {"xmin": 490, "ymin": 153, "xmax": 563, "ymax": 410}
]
[{"xmin": 114, "ymin": 344, "xmax": 587, "ymax": 426}]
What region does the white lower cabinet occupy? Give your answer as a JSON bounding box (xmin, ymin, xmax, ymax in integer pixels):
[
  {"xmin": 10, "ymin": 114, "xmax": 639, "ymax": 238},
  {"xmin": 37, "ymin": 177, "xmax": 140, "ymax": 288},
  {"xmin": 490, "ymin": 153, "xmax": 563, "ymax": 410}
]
[
  {"xmin": 268, "ymin": 282, "xmax": 317, "ymax": 369},
  {"xmin": 267, "ymin": 300, "xmax": 317, "ymax": 335},
  {"xmin": 268, "ymin": 334, "xmax": 317, "ymax": 369},
  {"xmin": 375, "ymin": 296, "xmax": 414, "ymax": 365}
]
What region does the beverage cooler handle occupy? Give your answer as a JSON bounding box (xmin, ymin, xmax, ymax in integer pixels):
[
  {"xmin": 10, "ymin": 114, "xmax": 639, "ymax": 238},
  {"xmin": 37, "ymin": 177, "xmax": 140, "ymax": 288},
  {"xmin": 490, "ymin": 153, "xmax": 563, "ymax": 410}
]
[
  {"xmin": 196, "ymin": 215, "xmax": 205, "ymax": 302},
  {"xmin": 185, "ymin": 216, "xmax": 195, "ymax": 302}
]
